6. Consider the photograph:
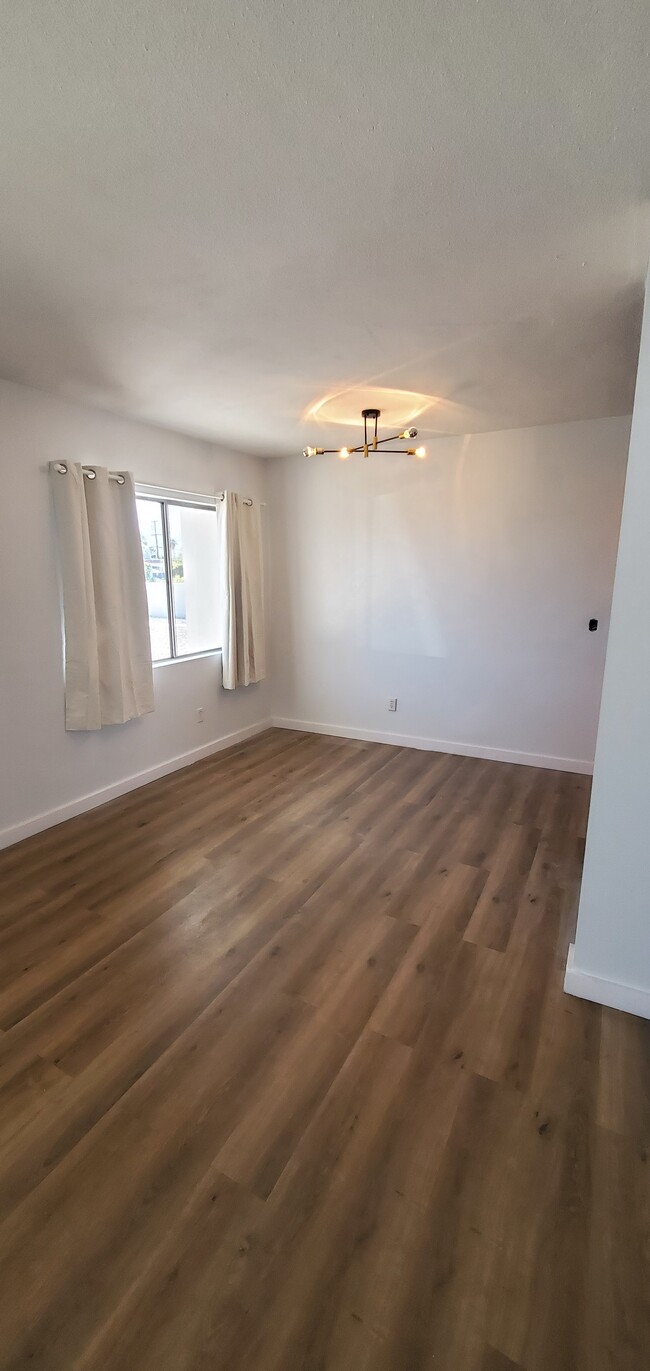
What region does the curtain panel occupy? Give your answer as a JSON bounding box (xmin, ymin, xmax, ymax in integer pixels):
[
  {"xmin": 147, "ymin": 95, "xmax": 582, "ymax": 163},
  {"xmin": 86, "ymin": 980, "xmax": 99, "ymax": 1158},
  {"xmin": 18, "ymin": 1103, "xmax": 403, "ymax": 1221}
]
[
  {"xmin": 217, "ymin": 492, "xmax": 266, "ymax": 689},
  {"xmin": 49, "ymin": 462, "xmax": 154, "ymax": 730}
]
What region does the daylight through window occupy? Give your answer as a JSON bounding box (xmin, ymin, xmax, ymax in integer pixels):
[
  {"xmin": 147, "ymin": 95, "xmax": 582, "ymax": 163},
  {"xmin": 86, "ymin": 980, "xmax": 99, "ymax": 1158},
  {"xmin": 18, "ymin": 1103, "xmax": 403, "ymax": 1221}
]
[{"xmin": 136, "ymin": 493, "xmax": 220, "ymax": 662}]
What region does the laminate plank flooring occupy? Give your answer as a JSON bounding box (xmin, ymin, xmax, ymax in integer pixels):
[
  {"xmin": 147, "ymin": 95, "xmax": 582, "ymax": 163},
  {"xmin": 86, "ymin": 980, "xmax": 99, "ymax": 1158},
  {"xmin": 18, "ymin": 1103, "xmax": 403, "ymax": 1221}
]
[{"xmin": 0, "ymin": 728, "xmax": 647, "ymax": 1370}]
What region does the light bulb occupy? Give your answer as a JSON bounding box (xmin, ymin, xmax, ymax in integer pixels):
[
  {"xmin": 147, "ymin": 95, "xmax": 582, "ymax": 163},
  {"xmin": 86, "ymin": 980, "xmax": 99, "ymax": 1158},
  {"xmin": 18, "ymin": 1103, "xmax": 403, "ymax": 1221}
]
[
  {"xmin": 400, "ymin": 428, "xmax": 418, "ymax": 440},
  {"xmin": 339, "ymin": 447, "xmax": 350, "ymax": 459},
  {"xmin": 415, "ymin": 446, "xmax": 427, "ymax": 459},
  {"xmin": 303, "ymin": 446, "xmax": 316, "ymax": 457}
]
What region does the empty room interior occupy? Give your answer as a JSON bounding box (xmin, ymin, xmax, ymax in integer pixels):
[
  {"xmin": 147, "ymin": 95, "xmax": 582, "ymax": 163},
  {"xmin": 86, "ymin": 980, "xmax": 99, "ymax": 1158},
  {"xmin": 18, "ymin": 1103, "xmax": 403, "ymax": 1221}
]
[{"xmin": 1, "ymin": 3, "xmax": 649, "ymax": 1368}]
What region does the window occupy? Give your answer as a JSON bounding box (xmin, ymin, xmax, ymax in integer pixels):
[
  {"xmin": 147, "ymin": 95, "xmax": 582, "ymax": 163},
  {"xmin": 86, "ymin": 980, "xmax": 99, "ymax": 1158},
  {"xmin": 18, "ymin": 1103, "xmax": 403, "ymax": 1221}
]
[{"xmin": 136, "ymin": 490, "xmax": 220, "ymax": 662}]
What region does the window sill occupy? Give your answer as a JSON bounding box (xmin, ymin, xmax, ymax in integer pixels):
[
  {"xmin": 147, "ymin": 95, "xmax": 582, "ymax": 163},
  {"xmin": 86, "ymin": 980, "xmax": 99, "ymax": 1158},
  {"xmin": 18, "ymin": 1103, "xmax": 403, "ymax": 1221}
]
[{"xmin": 153, "ymin": 648, "xmax": 222, "ymax": 669}]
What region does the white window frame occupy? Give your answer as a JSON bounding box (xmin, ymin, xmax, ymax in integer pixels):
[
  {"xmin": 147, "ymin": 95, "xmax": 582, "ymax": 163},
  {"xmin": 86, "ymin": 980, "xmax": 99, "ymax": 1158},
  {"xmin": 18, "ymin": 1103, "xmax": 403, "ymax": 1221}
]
[{"xmin": 136, "ymin": 484, "xmax": 221, "ymax": 665}]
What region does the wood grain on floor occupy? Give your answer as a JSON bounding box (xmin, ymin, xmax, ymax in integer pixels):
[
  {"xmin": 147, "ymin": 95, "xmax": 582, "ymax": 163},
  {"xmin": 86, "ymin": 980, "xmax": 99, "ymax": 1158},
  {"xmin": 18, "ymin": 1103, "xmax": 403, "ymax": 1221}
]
[{"xmin": 0, "ymin": 728, "xmax": 647, "ymax": 1370}]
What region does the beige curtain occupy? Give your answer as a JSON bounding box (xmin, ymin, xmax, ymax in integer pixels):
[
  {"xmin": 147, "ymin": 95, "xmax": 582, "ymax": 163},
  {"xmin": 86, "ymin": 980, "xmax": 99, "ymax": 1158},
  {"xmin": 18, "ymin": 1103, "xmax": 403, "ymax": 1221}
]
[
  {"xmin": 217, "ymin": 492, "xmax": 266, "ymax": 689},
  {"xmin": 49, "ymin": 462, "xmax": 154, "ymax": 730}
]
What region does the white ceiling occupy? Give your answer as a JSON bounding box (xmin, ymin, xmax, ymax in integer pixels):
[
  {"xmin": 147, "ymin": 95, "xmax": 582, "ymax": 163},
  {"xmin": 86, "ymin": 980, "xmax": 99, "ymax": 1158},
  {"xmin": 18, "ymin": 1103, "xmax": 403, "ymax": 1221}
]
[{"xmin": 1, "ymin": 1, "xmax": 649, "ymax": 455}]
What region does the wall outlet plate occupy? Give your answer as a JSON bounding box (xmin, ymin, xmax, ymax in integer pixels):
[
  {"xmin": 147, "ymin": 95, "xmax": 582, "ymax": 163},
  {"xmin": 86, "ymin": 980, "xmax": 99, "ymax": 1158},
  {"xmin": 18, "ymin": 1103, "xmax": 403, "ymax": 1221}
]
[{"xmin": 388, "ymin": 698, "xmax": 398, "ymax": 712}]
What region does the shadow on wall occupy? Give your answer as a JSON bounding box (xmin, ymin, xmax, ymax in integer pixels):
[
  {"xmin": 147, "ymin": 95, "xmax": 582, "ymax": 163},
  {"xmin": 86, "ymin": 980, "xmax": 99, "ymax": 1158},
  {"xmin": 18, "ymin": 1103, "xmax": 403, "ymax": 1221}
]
[
  {"xmin": 269, "ymin": 482, "xmax": 298, "ymax": 710},
  {"xmin": 368, "ymin": 472, "xmax": 449, "ymax": 658}
]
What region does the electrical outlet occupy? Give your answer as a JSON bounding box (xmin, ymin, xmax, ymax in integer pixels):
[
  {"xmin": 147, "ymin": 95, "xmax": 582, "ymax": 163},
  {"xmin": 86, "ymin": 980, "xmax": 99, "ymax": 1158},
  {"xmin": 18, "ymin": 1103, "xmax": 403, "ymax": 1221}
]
[
  {"xmin": 388, "ymin": 698, "xmax": 398, "ymax": 712},
  {"xmin": 196, "ymin": 707, "xmax": 204, "ymax": 724}
]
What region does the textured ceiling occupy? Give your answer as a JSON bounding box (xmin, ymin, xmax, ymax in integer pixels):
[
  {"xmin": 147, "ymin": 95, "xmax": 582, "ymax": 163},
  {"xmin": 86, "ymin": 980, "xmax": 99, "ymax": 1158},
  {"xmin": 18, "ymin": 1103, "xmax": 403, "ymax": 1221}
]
[{"xmin": 0, "ymin": 1, "xmax": 649, "ymax": 455}]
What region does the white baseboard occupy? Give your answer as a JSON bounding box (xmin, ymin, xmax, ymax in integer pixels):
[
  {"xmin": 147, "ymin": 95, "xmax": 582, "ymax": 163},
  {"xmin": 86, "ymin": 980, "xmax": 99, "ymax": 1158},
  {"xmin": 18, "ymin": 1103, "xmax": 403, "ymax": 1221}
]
[
  {"xmin": 0, "ymin": 719, "xmax": 273, "ymax": 851},
  {"xmin": 271, "ymin": 717, "xmax": 592, "ymax": 775},
  {"xmin": 2, "ymin": 715, "xmax": 590, "ymax": 853},
  {"xmin": 564, "ymin": 943, "xmax": 650, "ymax": 1021}
]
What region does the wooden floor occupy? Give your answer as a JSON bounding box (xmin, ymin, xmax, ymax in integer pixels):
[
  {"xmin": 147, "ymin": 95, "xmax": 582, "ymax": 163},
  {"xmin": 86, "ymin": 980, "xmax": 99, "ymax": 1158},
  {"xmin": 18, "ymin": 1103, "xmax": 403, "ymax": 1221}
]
[{"xmin": 0, "ymin": 729, "xmax": 648, "ymax": 1370}]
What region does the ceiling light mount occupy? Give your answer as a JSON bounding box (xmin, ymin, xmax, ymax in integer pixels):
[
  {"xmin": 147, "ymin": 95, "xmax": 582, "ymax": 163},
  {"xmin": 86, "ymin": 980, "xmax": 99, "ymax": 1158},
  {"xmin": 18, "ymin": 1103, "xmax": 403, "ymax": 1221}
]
[{"xmin": 303, "ymin": 409, "xmax": 427, "ymax": 461}]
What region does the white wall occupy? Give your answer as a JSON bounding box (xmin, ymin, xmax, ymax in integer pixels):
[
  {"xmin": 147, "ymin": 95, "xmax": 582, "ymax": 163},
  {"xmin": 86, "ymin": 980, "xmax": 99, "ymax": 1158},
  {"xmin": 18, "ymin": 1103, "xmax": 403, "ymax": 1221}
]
[
  {"xmin": 565, "ymin": 279, "xmax": 650, "ymax": 1019},
  {"xmin": 269, "ymin": 416, "xmax": 630, "ymax": 770},
  {"xmin": 0, "ymin": 379, "xmax": 270, "ymax": 846}
]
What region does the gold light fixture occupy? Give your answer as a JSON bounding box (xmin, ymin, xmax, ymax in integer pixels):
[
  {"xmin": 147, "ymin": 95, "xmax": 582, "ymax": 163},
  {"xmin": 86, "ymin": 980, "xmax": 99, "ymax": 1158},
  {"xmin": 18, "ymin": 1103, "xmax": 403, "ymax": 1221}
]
[{"xmin": 303, "ymin": 408, "xmax": 427, "ymax": 460}]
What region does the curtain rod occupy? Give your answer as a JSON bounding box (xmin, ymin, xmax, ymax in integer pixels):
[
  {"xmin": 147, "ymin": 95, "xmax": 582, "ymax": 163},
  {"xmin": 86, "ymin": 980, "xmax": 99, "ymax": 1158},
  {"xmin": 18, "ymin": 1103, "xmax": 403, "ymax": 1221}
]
[
  {"xmin": 135, "ymin": 483, "xmax": 264, "ymax": 506},
  {"xmin": 215, "ymin": 493, "xmax": 266, "ymax": 507},
  {"xmin": 53, "ymin": 462, "xmax": 126, "ymax": 485},
  {"xmin": 216, "ymin": 492, "xmax": 257, "ymax": 507},
  {"xmin": 51, "ymin": 468, "xmax": 265, "ymax": 506}
]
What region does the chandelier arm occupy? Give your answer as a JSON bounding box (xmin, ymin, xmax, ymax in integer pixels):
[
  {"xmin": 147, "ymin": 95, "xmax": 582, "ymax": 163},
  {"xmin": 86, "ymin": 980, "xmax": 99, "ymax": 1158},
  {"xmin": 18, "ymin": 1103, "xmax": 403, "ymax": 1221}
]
[
  {"xmin": 346, "ymin": 432, "xmax": 407, "ymax": 451},
  {"xmin": 311, "ymin": 439, "xmax": 412, "ymax": 455},
  {"xmin": 308, "ymin": 448, "xmax": 420, "ymax": 456},
  {"xmin": 373, "ymin": 432, "xmax": 410, "ymax": 447}
]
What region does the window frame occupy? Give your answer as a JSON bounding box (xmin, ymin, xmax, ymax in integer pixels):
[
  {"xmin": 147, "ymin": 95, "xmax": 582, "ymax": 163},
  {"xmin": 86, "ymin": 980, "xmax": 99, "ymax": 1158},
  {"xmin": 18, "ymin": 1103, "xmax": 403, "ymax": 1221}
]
[{"xmin": 135, "ymin": 486, "xmax": 221, "ymax": 665}]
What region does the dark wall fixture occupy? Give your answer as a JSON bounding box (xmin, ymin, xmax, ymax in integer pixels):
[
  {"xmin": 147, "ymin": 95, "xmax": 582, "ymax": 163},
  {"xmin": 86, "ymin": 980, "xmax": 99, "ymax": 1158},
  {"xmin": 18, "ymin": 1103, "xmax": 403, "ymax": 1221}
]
[{"xmin": 589, "ymin": 618, "xmax": 599, "ymax": 632}]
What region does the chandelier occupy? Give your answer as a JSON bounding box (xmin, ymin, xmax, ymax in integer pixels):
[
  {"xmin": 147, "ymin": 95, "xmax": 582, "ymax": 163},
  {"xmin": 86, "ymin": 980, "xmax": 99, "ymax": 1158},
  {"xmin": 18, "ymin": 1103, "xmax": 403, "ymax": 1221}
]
[{"xmin": 303, "ymin": 408, "xmax": 427, "ymax": 460}]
